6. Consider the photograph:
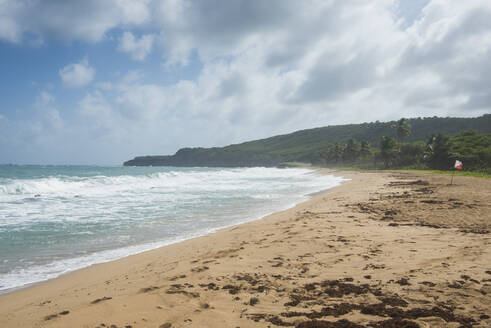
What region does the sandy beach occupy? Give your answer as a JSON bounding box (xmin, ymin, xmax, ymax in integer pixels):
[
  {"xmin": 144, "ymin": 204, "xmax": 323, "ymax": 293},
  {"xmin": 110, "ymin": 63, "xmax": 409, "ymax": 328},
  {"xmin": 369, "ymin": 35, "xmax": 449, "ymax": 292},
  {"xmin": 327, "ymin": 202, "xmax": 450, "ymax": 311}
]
[{"xmin": 0, "ymin": 170, "xmax": 490, "ymax": 328}]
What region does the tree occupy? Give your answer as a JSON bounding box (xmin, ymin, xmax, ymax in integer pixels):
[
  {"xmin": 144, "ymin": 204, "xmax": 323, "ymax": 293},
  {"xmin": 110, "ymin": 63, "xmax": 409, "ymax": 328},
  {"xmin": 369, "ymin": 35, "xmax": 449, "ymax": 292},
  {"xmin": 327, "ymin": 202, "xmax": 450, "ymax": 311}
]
[
  {"xmin": 398, "ymin": 142, "xmax": 425, "ymax": 167},
  {"xmin": 342, "ymin": 139, "xmax": 359, "ymax": 163},
  {"xmin": 459, "ymin": 129, "xmax": 477, "ymax": 136},
  {"xmin": 380, "ymin": 136, "xmax": 397, "ymax": 168},
  {"xmin": 332, "ymin": 143, "xmax": 342, "ymax": 163},
  {"xmin": 425, "ymin": 134, "xmax": 452, "ymax": 169},
  {"xmin": 320, "ymin": 143, "xmax": 343, "ymax": 165},
  {"xmin": 360, "ymin": 141, "xmax": 371, "ymax": 158},
  {"xmin": 393, "ymin": 118, "xmax": 411, "ymax": 143}
]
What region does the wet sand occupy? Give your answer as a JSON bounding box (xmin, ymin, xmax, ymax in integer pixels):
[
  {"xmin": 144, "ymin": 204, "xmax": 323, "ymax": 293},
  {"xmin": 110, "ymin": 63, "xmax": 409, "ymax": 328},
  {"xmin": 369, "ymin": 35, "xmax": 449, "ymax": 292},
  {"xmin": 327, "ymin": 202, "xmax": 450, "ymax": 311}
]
[{"xmin": 0, "ymin": 170, "xmax": 490, "ymax": 328}]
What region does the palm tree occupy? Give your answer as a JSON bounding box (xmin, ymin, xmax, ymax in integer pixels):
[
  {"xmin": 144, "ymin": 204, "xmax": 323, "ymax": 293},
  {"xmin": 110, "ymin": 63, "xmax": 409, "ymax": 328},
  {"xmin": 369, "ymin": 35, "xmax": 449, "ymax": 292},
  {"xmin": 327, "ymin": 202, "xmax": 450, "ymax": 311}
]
[
  {"xmin": 360, "ymin": 141, "xmax": 371, "ymax": 158},
  {"xmin": 380, "ymin": 136, "xmax": 397, "ymax": 168},
  {"xmin": 395, "ymin": 118, "xmax": 411, "ymax": 142},
  {"xmin": 342, "ymin": 139, "xmax": 359, "ymax": 163},
  {"xmin": 424, "ymin": 134, "xmax": 451, "ymax": 169}
]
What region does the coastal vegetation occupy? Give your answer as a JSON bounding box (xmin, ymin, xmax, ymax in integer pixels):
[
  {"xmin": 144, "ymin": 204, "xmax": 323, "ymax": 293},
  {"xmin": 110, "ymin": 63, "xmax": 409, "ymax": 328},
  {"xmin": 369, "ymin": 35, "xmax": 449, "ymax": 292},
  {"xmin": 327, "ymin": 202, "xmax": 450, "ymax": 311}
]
[
  {"xmin": 319, "ymin": 129, "xmax": 491, "ymax": 173},
  {"xmin": 124, "ymin": 114, "xmax": 491, "ymax": 173}
]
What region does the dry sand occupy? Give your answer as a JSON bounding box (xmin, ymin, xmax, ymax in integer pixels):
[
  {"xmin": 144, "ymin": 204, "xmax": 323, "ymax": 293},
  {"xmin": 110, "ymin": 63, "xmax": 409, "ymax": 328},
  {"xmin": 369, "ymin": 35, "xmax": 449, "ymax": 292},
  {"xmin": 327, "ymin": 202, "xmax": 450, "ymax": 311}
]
[{"xmin": 0, "ymin": 170, "xmax": 490, "ymax": 328}]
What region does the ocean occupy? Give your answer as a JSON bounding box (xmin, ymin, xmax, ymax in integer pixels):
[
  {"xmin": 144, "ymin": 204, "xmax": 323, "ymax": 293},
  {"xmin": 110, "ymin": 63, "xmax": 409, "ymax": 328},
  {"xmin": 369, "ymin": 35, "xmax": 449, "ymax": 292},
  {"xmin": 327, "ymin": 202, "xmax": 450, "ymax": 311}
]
[{"xmin": 0, "ymin": 165, "xmax": 345, "ymax": 293}]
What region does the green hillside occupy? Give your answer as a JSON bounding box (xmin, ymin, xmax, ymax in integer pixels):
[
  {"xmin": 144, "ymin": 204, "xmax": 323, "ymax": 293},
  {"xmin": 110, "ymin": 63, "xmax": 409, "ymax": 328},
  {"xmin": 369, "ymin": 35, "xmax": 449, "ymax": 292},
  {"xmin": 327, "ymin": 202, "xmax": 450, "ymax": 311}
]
[{"xmin": 124, "ymin": 114, "xmax": 491, "ymax": 167}]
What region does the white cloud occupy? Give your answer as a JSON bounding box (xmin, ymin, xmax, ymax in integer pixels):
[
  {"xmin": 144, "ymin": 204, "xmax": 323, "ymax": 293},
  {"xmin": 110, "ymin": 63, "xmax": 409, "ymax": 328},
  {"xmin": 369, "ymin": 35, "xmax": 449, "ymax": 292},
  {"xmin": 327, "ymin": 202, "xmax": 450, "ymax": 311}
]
[
  {"xmin": 78, "ymin": 91, "xmax": 114, "ymax": 120},
  {"xmin": 2, "ymin": 0, "xmax": 491, "ymax": 165},
  {"xmin": 394, "ymin": 0, "xmax": 491, "ymax": 112},
  {"xmin": 0, "ymin": 0, "xmax": 23, "ymax": 43},
  {"xmin": 59, "ymin": 58, "xmax": 95, "ymax": 88},
  {"xmin": 35, "ymin": 91, "xmax": 54, "ymax": 107},
  {"xmin": 0, "ymin": 0, "xmax": 151, "ymax": 43},
  {"xmin": 72, "ymin": 1, "xmax": 491, "ymax": 158},
  {"xmin": 33, "ymin": 91, "xmax": 63, "ymax": 131},
  {"xmin": 118, "ymin": 31, "xmax": 155, "ymax": 60}
]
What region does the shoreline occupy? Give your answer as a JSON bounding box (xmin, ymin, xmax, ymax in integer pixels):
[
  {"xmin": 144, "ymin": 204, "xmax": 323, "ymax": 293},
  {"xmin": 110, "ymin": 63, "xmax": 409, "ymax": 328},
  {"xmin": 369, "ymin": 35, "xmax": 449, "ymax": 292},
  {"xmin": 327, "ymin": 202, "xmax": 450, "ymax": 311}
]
[
  {"xmin": 1, "ymin": 169, "xmax": 489, "ymax": 327},
  {"xmin": 0, "ymin": 168, "xmax": 346, "ymax": 296}
]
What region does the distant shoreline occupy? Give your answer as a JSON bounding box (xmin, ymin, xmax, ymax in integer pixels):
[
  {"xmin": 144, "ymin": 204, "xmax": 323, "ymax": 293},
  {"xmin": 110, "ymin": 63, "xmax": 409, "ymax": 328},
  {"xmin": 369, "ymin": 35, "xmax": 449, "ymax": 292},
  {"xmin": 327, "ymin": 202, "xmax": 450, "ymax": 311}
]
[{"xmin": 123, "ymin": 114, "xmax": 491, "ymax": 170}]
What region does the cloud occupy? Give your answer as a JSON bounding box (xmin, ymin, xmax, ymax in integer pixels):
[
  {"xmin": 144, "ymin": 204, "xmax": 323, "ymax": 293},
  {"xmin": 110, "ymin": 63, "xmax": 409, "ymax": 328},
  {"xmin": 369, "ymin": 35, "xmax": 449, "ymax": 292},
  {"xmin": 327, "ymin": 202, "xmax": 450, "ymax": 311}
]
[
  {"xmin": 78, "ymin": 91, "xmax": 114, "ymax": 122},
  {"xmin": 0, "ymin": 0, "xmax": 151, "ymax": 43},
  {"xmin": 0, "ymin": 91, "xmax": 65, "ymax": 163},
  {"xmin": 0, "ymin": 0, "xmax": 23, "ymax": 43},
  {"xmin": 395, "ymin": 0, "xmax": 491, "ymax": 112},
  {"xmin": 33, "ymin": 91, "xmax": 63, "ymax": 131},
  {"xmin": 35, "ymin": 91, "xmax": 55, "ymax": 107},
  {"xmin": 59, "ymin": 58, "xmax": 95, "ymax": 88},
  {"xmin": 2, "ymin": 0, "xmax": 491, "ymax": 165},
  {"xmin": 395, "ymin": 0, "xmax": 431, "ymax": 28},
  {"xmin": 153, "ymin": 0, "xmax": 299, "ymax": 64},
  {"xmin": 290, "ymin": 54, "xmax": 378, "ymax": 104},
  {"xmin": 118, "ymin": 31, "xmax": 155, "ymax": 60}
]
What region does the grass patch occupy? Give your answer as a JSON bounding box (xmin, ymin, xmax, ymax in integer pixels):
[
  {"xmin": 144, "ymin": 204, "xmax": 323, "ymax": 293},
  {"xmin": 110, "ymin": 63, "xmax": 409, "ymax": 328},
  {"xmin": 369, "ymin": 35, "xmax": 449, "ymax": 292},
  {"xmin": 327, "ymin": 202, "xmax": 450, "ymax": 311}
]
[
  {"xmin": 279, "ymin": 162, "xmax": 312, "ymax": 168},
  {"xmin": 320, "ymin": 166, "xmax": 491, "ymax": 178},
  {"xmin": 401, "ymin": 169, "xmax": 491, "ymax": 179}
]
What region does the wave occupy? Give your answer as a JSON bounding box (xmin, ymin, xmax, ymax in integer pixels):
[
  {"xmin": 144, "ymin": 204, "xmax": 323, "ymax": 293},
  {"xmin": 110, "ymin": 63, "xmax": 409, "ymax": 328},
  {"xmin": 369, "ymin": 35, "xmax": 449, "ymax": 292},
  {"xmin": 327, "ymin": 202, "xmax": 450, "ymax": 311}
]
[
  {"xmin": 0, "ymin": 167, "xmax": 320, "ymax": 198},
  {"xmin": 0, "ymin": 233, "xmax": 203, "ymax": 293},
  {"xmin": 0, "ymin": 166, "xmax": 347, "ymax": 293}
]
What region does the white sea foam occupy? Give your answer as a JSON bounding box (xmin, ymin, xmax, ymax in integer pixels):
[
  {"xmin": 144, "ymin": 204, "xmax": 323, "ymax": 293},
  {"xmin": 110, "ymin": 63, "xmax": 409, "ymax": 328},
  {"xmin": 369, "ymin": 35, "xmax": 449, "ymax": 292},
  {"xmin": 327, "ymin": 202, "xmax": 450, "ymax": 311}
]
[
  {"xmin": 0, "ymin": 232, "xmax": 207, "ymax": 293},
  {"xmin": 0, "ymin": 168, "xmax": 312, "ymax": 198},
  {"xmin": 0, "ymin": 166, "xmax": 347, "ymax": 293}
]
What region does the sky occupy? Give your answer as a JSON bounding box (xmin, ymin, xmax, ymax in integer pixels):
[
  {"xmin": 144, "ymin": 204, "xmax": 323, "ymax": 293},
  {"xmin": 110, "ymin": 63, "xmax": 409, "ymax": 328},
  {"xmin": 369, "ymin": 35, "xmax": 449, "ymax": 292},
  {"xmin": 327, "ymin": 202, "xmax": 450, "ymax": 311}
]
[{"xmin": 0, "ymin": 0, "xmax": 490, "ymax": 165}]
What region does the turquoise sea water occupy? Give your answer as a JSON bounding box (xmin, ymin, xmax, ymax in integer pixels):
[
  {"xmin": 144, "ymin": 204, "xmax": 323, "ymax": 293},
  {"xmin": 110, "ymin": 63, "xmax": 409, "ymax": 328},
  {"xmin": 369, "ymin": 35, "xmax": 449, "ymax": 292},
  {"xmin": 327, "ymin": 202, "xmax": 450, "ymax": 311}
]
[{"xmin": 0, "ymin": 165, "xmax": 345, "ymax": 293}]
